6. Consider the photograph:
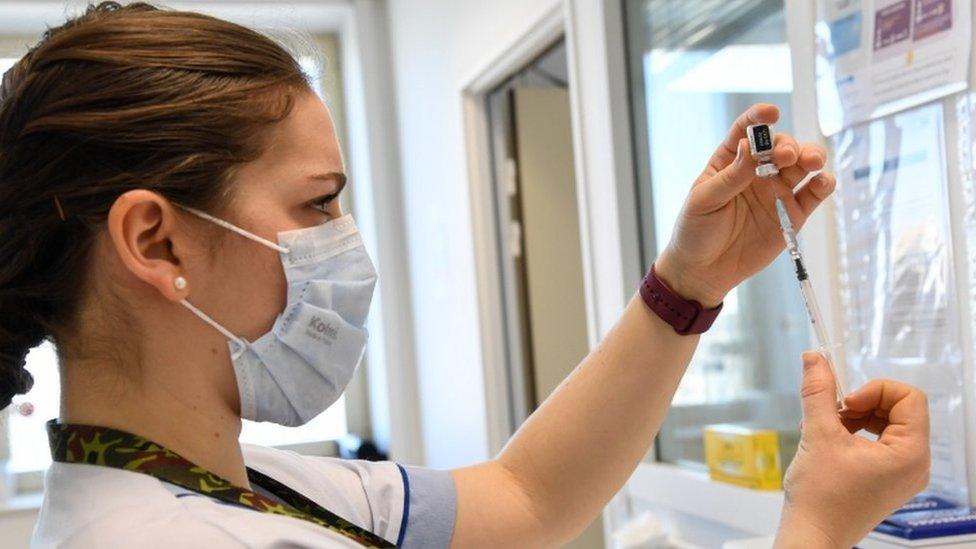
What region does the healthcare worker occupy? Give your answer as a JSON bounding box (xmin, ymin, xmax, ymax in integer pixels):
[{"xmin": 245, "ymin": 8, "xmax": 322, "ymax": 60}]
[{"xmin": 0, "ymin": 2, "xmax": 930, "ymax": 548}]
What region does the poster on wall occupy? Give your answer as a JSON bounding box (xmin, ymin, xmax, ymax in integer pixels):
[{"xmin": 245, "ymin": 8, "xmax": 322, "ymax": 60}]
[
  {"xmin": 833, "ymin": 102, "xmax": 969, "ymax": 504},
  {"xmin": 816, "ymin": 0, "xmax": 971, "ymax": 136}
]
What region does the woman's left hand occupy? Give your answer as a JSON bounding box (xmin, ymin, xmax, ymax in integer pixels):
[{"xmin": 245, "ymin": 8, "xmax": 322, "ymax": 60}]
[
  {"xmin": 656, "ymin": 103, "xmax": 834, "ymax": 308},
  {"xmin": 775, "ymin": 353, "xmax": 931, "ymax": 548}
]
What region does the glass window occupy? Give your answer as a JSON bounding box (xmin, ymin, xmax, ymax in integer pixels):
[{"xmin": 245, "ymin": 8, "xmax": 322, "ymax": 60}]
[
  {"xmin": 623, "ymin": 0, "xmax": 809, "ymax": 469},
  {"xmin": 2, "ymin": 48, "xmax": 349, "ymax": 480}
]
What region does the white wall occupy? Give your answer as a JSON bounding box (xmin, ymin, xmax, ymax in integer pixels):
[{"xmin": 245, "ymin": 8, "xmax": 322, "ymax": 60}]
[
  {"xmin": 0, "ymin": 504, "xmax": 38, "ymax": 548},
  {"xmin": 385, "ymin": 0, "xmax": 562, "ymax": 468}
]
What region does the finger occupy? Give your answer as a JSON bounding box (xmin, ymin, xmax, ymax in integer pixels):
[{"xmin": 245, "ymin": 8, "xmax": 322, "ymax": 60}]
[
  {"xmin": 772, "ymin": 133, "xmax": 799, "ymax": 167},
  {"xmin": 841, "ymin": 413, "xmax": 890, "ymax": 436},
  {"xmin": 705, "ymin": 104, "xmax": 780, "ymax": 173},
  {"xmin": 776, "ymin": 165, "xmax": 812, "ymax": 190},
  {"xmin": 794, "ymin": 172, "xmax": 836, "ymax": 221},
  {"xmin": 693, "ymin": 138, "xmax": 757, "ymax": 212},
  {"xmin": 843, "ymin": 379, "xmax": 918, "ymax": 415},
  {"xmin": 796, "ymin": 143, "xmax": 827, "ymax": 172},
  {"xmin": 775, "ymin": 144, "xmax": 828, "ymax": 188},
  {"xmin": 864, "ymin": 414, "xmax": 891, "ymax": 436},
  {"xmin": 799, "ymin": 351, "xmax": 843, "ymax": 435},
  {"xmin": 843, "ymin": 379, "xmax": 930, "ymax": 446}
]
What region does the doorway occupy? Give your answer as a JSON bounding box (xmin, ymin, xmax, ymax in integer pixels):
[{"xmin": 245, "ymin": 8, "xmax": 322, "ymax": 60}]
[
  {"xmin": 486, "ymin": 40, "xmax": 587, "ymax": 429},
  {"xmin": 484, "ymin": 40, "xmax": 600, "ymax": 549}
]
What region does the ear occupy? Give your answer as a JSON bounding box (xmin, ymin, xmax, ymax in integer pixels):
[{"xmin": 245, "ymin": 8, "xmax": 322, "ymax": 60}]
[{"xmin": 106, "ymin": 190, "xmax": 190, "ymax": 302}]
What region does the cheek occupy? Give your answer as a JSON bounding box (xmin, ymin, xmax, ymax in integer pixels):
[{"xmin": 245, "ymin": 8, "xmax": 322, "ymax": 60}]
[{"xmin": 213, "ymin": 241, "xmax": 287, "ymax": 339}]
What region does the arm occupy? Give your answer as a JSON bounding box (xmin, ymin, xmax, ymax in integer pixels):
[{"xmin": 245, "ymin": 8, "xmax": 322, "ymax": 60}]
[
  {"xmin": 451, "ymin": 294, "xmax": 700, "ymax": 546},
  {"xmin": 450, "ymin": 104, "xmax": 834, "ymax": 547}
]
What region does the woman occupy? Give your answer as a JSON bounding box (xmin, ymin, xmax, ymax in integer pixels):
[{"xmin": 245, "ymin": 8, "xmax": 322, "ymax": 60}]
[{"xmin": 0, "ymin": 3, "xmax": 930, "ymax": 548}]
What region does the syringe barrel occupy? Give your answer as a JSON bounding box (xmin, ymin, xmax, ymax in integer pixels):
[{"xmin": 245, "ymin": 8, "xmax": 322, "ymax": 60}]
[
  {"xmin": 801, "ymin": 279, "xmax": 846, "ymax": 404},
  {"xmin": 800, "ymin": 280, "xmax": 829, "ymax": 352}
]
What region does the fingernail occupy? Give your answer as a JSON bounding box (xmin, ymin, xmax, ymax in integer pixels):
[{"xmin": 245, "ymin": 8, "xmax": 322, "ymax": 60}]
[{"xmin": 802, "ymin": 352, "xmax": 819, "ymax": 369}]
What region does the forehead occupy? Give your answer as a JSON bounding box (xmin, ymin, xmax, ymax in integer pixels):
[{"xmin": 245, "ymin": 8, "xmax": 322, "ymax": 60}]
[
  {"xmin": 262, "ymin": 92, "xmax": 345, "ymax": 172},
  {"xmin": 233, "ymin": 92, "xmax": 345, "ymax": 192}
]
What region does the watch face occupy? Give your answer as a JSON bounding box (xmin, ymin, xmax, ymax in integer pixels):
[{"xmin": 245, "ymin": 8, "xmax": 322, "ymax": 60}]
[{"xmin": 750, "ymin": 124, "xmax": 773, "ymax": 152}]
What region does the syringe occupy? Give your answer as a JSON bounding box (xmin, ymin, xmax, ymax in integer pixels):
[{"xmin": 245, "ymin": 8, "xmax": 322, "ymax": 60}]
[{"xmin": 775, "ymin": 199, "xmax": 846, "ymax": 408}]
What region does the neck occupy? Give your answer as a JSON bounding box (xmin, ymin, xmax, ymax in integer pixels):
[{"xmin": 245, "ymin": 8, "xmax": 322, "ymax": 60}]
[{"xmin": 59, "ymin": 344, "xmax": 250, "ymax": 488}]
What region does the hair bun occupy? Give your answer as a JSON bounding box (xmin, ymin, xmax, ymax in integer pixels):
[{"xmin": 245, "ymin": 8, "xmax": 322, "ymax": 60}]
[
  {"xmin": 0, "ymin": 351, "xmax": 34, "ymax": 409},
  {"xmin": 0, "ymin": 315, "xmax": 42, "ymax": 409}
]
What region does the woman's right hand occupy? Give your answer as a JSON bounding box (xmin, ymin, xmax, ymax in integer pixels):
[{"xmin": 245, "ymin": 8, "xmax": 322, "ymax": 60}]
[{"xmin": 774, "ymin": 352, "xmax": 931, "ymax": 548}]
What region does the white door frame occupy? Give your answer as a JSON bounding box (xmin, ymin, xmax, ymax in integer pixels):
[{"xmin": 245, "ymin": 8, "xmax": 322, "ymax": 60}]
[
  {"xmin": 459, "ymin": 0, "xmax": 641, "ymax": 542},
  {"xmin": 459, "ymin": 0, "xmax": 640, "ymax": 458},
  {"xmin": 336, "ymin": 0, "xmax": 425, "ymax": 465},
  {"xmin": 459, "ymin": 0, "xmax": 565, "ymax": 463}
]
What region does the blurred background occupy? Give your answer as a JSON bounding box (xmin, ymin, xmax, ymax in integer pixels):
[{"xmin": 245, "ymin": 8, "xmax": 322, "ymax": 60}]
[{"xmin": 2, "ymin": 1, "xmax": 971, "ymax": 548}]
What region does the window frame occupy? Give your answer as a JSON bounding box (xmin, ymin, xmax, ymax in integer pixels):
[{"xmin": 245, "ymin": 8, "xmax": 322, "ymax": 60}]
[
  {"xmin": 622, "ymin": 1, "xmax": 813, "ymax": 469},
  {"xmin": 604, "ymin": 0, "xmax": 852, "ymax": 538}
]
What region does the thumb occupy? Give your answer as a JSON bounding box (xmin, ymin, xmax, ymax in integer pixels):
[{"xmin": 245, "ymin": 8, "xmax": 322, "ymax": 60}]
[
  {"xmin": 691, "ymin": 138, "xmax": 757, "ymax": 212},
  {"xmin": 800, "ymin": 351, "xmax": 841, "ymax": 432}
]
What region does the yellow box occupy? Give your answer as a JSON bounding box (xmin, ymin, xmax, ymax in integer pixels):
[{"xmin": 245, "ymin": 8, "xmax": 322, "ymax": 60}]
[{"xmin": 703, "ymin": 424, "xmax": 782, "ymax": 491}]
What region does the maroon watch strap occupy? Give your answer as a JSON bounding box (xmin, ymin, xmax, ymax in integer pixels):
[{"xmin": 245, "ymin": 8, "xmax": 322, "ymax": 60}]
[{"xmin": 639, "ymin": 264, "xmax": 723, "ymax": 335}]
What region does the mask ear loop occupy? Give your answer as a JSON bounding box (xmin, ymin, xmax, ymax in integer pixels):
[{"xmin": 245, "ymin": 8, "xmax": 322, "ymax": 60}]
[
  {"xmin": 175, "ymin": 204, "xmax": 290, "ymax": 254},
  {"xmin": 179, "ymin": 299, "xmax": 248, "ymax": 360},
  {"xmin": 172, "ymin": 203, "xmax": 289, "ymax": 360}
]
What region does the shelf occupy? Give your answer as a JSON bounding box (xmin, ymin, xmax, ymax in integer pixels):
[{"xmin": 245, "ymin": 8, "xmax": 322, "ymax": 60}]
[{"xmin": 625, "ymin": 462, "xmax": 785, "ymax": 537}]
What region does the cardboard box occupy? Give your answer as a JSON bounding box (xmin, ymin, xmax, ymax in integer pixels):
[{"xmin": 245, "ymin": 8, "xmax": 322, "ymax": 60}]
[{"xmin": 703, "ymin": 424, "xmax": 782, "ymax": 490}]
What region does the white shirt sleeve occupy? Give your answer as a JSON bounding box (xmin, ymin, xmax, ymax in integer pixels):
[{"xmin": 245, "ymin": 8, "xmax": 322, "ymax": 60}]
[
  {"xmin": 242, "ymin": 445, "xmax": 457, "ymax": 547},
  {"xmin": 397, "ymin": 465, "xmax": 457, "ymax": 548}
]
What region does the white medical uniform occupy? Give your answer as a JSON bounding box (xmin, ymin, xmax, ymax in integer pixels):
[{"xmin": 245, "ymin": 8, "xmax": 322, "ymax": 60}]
[{"xmin": 31, "ymin": 444, "xmax": 457, "ymax": 548}]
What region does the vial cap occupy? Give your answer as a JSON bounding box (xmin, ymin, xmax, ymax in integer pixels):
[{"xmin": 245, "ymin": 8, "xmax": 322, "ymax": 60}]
[{"xmin": 756, "ymin": 163, "xmax": 780, "ymax": 178}]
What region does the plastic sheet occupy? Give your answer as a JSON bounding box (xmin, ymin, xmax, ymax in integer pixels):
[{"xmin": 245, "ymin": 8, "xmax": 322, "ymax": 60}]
[
  {"xmin": 832, "ymin": 102, "xmax": 968, "ymax": 503},
  {"xmin": 815, "ymin": 0, "xmax": 971, "ymax": 136}
]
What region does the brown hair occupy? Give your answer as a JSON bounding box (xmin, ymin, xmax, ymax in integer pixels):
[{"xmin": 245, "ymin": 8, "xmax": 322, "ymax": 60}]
[{"xmin": 0, "ymin": 1, "xmax": 313, "ymax": 407}]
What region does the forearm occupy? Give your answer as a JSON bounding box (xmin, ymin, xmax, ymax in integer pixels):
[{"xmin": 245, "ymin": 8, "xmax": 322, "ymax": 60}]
[{"xmin": 488, "ymin": 292, "xmax": 699, "ymax": 543}]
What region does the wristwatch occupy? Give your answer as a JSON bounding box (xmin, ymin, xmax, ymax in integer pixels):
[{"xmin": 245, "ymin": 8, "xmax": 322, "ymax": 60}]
[{"xmin": 639, "ymin": 264, "xmax": 723, "ymax": 335}]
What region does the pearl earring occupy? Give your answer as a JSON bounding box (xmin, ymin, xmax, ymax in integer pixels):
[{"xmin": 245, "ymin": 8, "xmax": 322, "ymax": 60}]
[{"xmin": 174, "ymin": 276, "xmax": 187, "ymax": 290}]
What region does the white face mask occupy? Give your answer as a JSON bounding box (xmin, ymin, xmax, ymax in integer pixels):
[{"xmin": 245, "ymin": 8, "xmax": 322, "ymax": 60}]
[{"xmin": 177, "ymin": 206, "xmax": 377, "ymax": 426}]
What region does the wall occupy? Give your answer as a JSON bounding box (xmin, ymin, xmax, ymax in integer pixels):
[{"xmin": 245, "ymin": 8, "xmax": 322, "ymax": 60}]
[
  {"xmin": 0, "ymin": 503, "xmax": 38, "ymax": 547},
  {"xmin": 385, "ymin": 0, "xmax": 562, "ymax": 468}
]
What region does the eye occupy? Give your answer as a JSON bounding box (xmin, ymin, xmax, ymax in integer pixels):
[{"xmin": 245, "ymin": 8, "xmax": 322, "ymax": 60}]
[{"xmin": 309, "ymin": 193, "xmax": 339, "ymax": 214}]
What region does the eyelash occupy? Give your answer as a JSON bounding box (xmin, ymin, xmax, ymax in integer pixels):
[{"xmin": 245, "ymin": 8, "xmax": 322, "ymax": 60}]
[{"xmin": 309, "ymin": 194, "xmax": 339, "ymax": 214}]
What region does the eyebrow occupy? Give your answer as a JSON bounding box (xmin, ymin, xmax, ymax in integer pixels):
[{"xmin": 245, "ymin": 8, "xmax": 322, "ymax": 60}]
[
  {"xmin": 308, "ymin": 171, "xmax": 347, "ymax": 185},
  {"xmin": 308, "ymin": 171, "xmax": 347, "ymax": 195}
]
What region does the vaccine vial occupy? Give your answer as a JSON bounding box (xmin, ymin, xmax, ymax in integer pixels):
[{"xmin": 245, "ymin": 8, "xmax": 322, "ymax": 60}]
[{"xmin": 747, "ymin": 124, "xmax": 779, "ymax": 178}]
